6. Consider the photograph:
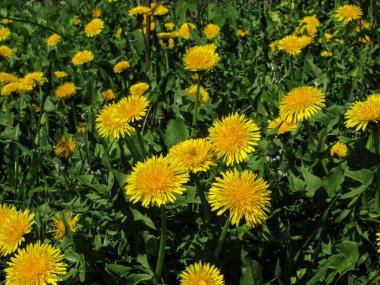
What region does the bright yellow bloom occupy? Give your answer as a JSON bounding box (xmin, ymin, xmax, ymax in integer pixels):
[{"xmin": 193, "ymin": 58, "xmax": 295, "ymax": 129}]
[
  {"xmin": 55, "ymin": 82, "xmax": 76, "ymax": 100},
  {"xmin": 116, "ymin": 27, "xmax": 122, "ymax": 38},
  {"xmin": 114, "ymin": 95, "xmax": 149, "ymax": 123},
  {"xmin": 92, "ymin": 8, "xmax": 101, "ymax": 18},
  {"xmin": 344, "ymin": 94, "xmax": 380, "ymax": 131},
  {"xmin": 165, "ymin": 22, "xmax": 175, "ymax": 31},
  {"xmin": 54, "ymin": 70, "xmax": 68, "ymax": 79},
  {"xmin": 54, "ymin": 136, "xmax": 76, "ymax": 159},
  {"xmin": 236, "ymin": 28, "xmax": 249, "ymax": 38},
  {"xmin": 0, "ymin": 208, "xmax": 35, "ymax": 256},
  {"xmin": 297, "ymin": 35, "xmax": 312, "ymax": 49},
  {"xmin": 32, "ymin": 103, "xmax": 40, "ymax": 113},
  {"xmin": 0, "ymin": 27, "xmax": 11, "ymax": 41},
  {"xmin": 84, "ymin": 18, "xmax": 104, "ymax": 37},
  {"xmin": 76, "ymin": 122, "xmax": 86, "ymax": 135},
  {"xmin": 167, "ymin": 139, "xmax": 216, "ymax": 173},
  {"xmin": 183, "ymin": 44, "xmax": 219, "ymax": 72},
  {"xmin": 377, "ymin": 232, "xmax": 380, "ymax": 253},
  {"xmin": 128, "ymin": 6, "xmax": 151, "ymax": 16},
  {"xmin": 150, "ymin": 2, "xmax": 169, "ymax": 16},
  {"xmin": 191, "ymin": 73, "xmax": 199, "ymax": 81},
  {"xmin": 2, "ymin": 19, "xmax": 12, "ymax": 24},
  {"xmin": 278, "ymin": 35, "xmax": 302, "ymax": 55},
  {"xmin": 1, "ymin": 82, "xmax": 31, "ymax": 96},
  {"xmin": 125, "ymin": 155, "xmax": 190, "ymax": 207},
  {"xmin": 299, "ymin": 16, "xmax": 319, "ymax": 37},
  {"xmin": 0, "ymin": 72, "xmax": 18, "ymax": 83},
  {"xmin": 324, "ymin": 33, "xmax": 333, "ymax": 42},
  {"xmin": 186, "ymin": 84, "xmax": 210, "ymax": 103},
  {"xmin": 356, "ymin": 19, "xmax": 370, "ymax": 31},
  {"xmin": 72, "ymin": 50, "xmax": 94, "ymax": 65},
  {"xmin": 22, "ymin": 72, "xmax": 48, "ymax": 88},
  {"xmin": 0, "ymin": 45, "xmax": 12, "ymax": 59},
  {"xmin": 102, "ymin": 89, "xmax": 115, "ymax": 101},
  {"xmin": 51, "ymin": 211, "xmax": 80, "ymax": 241},
  {"xmin": 208, "ymin": 113, "xmax": 261, "ymax": 166},
  {"xmin": 330, "ymin": 142, "xmax": 348, "ymax": 158},
  {"xmin": 269, "ymin": 41, "xmax": 279, "ymax": 53},
  {"xmin": 47, "ymin": 33, "xmax": 61, "ymax": 46},
  {"xmin": 268, "ymin": 117, "xmax": 297, "ymax": 135},
  {"xmin": 279, "ymin": 86, "xmax": 326, "ymax": 123},
  {"xmin": 180, "ymin": 262, "xmax": 225, "ymax": 285},
  {"xmin": 209, "ymin": 169, "xmax": 271, "ymax": 228},
  {"xmin": 203, "ymin": 23, "xmax": 220, "ymax": 39},
  {"xmin": 5, "ymin": 242, "xmax": 67, "ymax": 285},
  {"xmin": 178, "ymin": 23, "xmax": 197, "ymax": 40},
  {"xmin": 73, "ymin": 18, "xmax": 82, "ymax": 25},
  {"xmin": 335, "ymin": 4, "xmax": 362, "ymax": 23},
  {"xmin": 113, "ymin": 60, "xmax": 130, "ymax": 73},
  {"xmin": 129, "ymin": 82, "xmax": 149, "ymax": 97},
  {"xmin": 321, "ymin": 50, "xmax": 333, "ymax": 57},
  {"xmin": 359, "ymin": 35, "xmax": 371, "ymax": 46},
  {"xmin": 0, "ymin": 205, "xmax": 17, "ymax": 227}
]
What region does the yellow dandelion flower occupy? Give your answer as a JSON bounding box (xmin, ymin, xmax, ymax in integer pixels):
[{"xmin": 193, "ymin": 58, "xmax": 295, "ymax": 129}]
[
  {"xmin": 95, "ymin": 103, "xmax": 135, "ymax": 139},
  {"xmin": 278, "ymin": 35, "xmax": 302, "ymax": 55},
  {"xmin": 1, "ymin": 82, "xmax": 28, "ymax": 96},
  {"xmin": 22, "ymin": 72, "xmax": 48, "ymax": 88},
  {"xmin": 84, "ymin": 18, "xmax": 104, "ymax": 37},
  {"xmin": 73, "ymin": 18, "xmax": 82, "ymax": 25},
  {"xmin": 0, "ymin": 204, "xmax": 17, "ymax": 227},
  {"xmin": 116, "ymin": 27, "xmax": 122, "ymax": 38},
  {"xmin": 344, "ymin": 94, "xmax": 380, "ymax": 131},
  {"xmin": 51, "ymin": 211, "xmax": 80, "ymax": 241},
  {"xmin": 151, "ymin": 2, "xmax": 169, "ymax": 16},
  {"xmin": 356, "ymin": 19, "xmax": 370, "ymax": 31},
  {"xmin": 129, "ymin": 82, "xmax": 149, "ymax": 97},
  {"xmin": 0, "ymin": 27, "xmax": 11, "ymax": 41},
  {"xmin": 72, "ymin": 50, "xmax": 94, "ymax": 65},
  {"xmin": 0, "ymin": 45, "xmax": 12, "ymax": 59},
  {"xmin": 55, "ymin": 82, "xmax": 76, "ymax": 100},
  {"xmin": 180, "ymin": 262, "xmax": 225, "ymax": 285},
  {"xmin": 0, "ymin": 72, "xmax": 18, "ymax": 83},
  {"xmin": 178, "ymin": 23, "xmax": 197, "ymax": 40},
  {"xmin": 54, "ymin": 136, "xmax": 76, "ymax": 159},
  {"xmin": 203, "ymin": 23, "xmax": 220, "ymax": 39},
  {"xmin": 324, "ymin": 33, "xmax": 333, "ymax": 42},
  {"xmin": 359, "ymin": 35, "xmax": 371, "ymax": 46},
  {"xmin": 297, "ymin": 35, "xmax": 312, "ymax": 49},
  {"xmin": 115, "ymin": 95, "xmax": 149, "ymax": 122},
  {"xmin": 321, "ymin": 50, "xmax": 333, "ymax": 57},
  {"xmin": 54, "ymin": 70, "xmax": 68, "ymax": 79},
  {"xmin": 0, "ymin": 208, "xmax": 35, "ymax": 256},
  {"xmin": 208, "ymin": 113, "xmax": 261, "ymax": 166},
  {"xmin": 191, "ymin": 73, "xmax": 199, "ymax": 81},
  {"xmin": 5, "ymin": 242, "xmax": 67, "ymax": 285},
  {"xmin": 113, "ymin": 60, "xmax": 130, "ymax": 73},
  {"xmin": 168, "ymin": 38, "xmax": 175, "ymax": 49},
  {"xmin": 32, "ymin": 103, "xmax": 40, "ymax": 113},
  {"xmin": 165, "ymin": 22, "xmax": 175, "ymax": 31},
  {"xmin": 299, "ymin": 16, "xmax": 319, "ymax": 37},
  {"xmin": 47, "ymin": 33, "xmax": 61, "ymax": 46},
  {"xmin": 183, "ymin": 44, "xmax": 219, "ymax": 72},
  {"xmin": 125, "ymin": 155, "xmax": 190, "ymax": 207},
  {"xmin": 279, "ymin": 86, "xmax": 326, "ymax": 123},
  {"xmin": 128, "ymin": 6, "xmax": 151, "ymax": 16},
  {"xmin": 268, "ymin": 117, "xmax": 297, "ymax": 135},
  {"xmin": 335, "ymin": 4, "xmax": 362, "ymax": 23},
  {"xmin": 92, "ymin": 8, "xmax": 101, "ymax": 18},
  {"xmin": 76, "ymin": 122, "xmax": 86, "ymax": 135},
  {"xmin": 330, "ymin": 142, "xmax": 348, "ymax": 158},
  {"xmin": 167, "ymin": 139, "xmax": 216, "ymax": 173},
  {"xmin": 236, "ymin": 28, "xmax": 249, "ymax": 38},
  {"xmin": 209, "ymin": 169, "xmax": 271, "ymax": 228},
  {"xmin": 102, "ymin": 89, "xmax": 115, "ymax": 101},
  {"xmin": 377, "ymin": 232, "xmax": 380, "ymax": 253},
  {"xmin": 269, "ymin": 41, "xmax": 279, "ymax": 53},
  {"xmin": 186, "ymin": 84, "xmax": 210, "ymax": 104},
  {"xmin": 2, "ymin": 19, "xmax": 12, "ymax": 24}
]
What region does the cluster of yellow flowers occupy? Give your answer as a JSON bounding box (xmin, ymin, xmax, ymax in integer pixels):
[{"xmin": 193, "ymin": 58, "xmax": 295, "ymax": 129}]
[{"xmin": 0, "ymin": 71, "xmax": 47, "ymax": 96}]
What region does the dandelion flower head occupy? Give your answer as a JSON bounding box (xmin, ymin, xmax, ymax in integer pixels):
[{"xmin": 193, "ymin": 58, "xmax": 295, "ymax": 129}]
[
  {"xmin": 330, "ymin": 142, "xmax": 348, "ymax": 158},
  {"xmin": 183, "ymin": 44, "xmax": 220, "ymax": 72},
  {"xmin": 84, "ymin": 18, "xmax": 104, "ymax": 37},
  {"xmin": 0, "ymin": 27, "xmax": 11, "ymax": 41},
  {"xmin": 51, "ymin": 211, "xmax": 80, "ymax": 241},
  {"xmin": 179, "ymin": 262, "xmax": 225, "ymax": 285},
  {"xmin": 54, "ymin": 136, "xmax": 76, "ymax": 159},
  {"xmin": 72, "ymin": 50, "xmax": 94, "ymax": 65},
  {"xmin": 203, "ymin": 23, "xmax": 220, "ymax": 39},
  {"xmin": 55, "ymin": 82, "xmax": 76, "ymax": 100},
  {"xmin": 47, "ymin": 33, "xmax": 61, "ymax": 46},
  {"xmin": 129, "ymin": 82, "xmax": 149, "ymax": 97},
  {"xmin": 113, "ymin": 60, "xmax": 130, "ymax": 73},
  {"xmin": 335, "ymin": 4, "xmax": 362, "ymax": 23}
]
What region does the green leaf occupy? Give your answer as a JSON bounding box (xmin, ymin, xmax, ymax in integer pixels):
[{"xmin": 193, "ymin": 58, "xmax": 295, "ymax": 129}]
[
  {"xmin": 132, "ymin": 209, "xmax": 156, "ymax": 230},
  {"xmin": 164, "ymin": 118, "xmax": 189, "ymax": 147},
  {"xmin": 106, "ymin": 264, "xmax": 132, "ymax": 277}
]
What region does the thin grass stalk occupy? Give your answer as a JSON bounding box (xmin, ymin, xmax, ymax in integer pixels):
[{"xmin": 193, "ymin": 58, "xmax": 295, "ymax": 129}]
[
  {"xmin": 135, "ymin": 127, "xmax": 147, "ymax": 158},
  {"xmin": 214, "ymin": 218, "xmax": 230, "ymax": 259},
  {"xmin": 193, "ymin": 174, "xmax": 211, "ymax": 223},
  {"xmin": 373, "ymin": 124, "xmax": 380, "ymax": 210},
  {"xmin": 153, "ymin": 205, "xmax": 167, "ymax": 284},
  {"xmin": 190, "ymin": 76, "xmax": 201, "ymax": 137},
  {"xmin": 145, "ymin": 0, "xmax": 152, "ymax": 74}
]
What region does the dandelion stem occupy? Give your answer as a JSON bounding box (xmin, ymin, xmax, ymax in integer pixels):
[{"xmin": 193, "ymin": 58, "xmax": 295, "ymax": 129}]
[
  {"xmin": 145, "ymin": 0, "xmax": 152, "ymax": 74},
  {"xmin": 193, "ymin": 174, "xmax": 211, "ymax": 223},
  {"xmin": 214, "ymin": 218, "xmax": 230, "ymax": 259},
  {"xmin": 136, "ymin": 127, "xmax": 147, "ymax": 158},
  {"xmin": 153, "ymin": 205, "xmax": 167, "ymax": 284},
  {"xmin": 191, "ymin": 76, "xmax": 201, "ymax": 137},
  {"xmin": 373, "ymin": 125, "xmax": 380, "ymax": 210}
]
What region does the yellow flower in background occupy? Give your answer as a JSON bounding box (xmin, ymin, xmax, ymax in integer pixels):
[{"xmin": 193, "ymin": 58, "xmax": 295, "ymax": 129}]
[
  {"xmin": 203, "ymin": 23, "xmax": 220, "ymax": 39},
  {"xmin": 32, "ymin": 103, "xmax": 40, "ymax": 112},
  {"xmin": 51, "ymin": 211, "xmax": 80, "ymax": 241},
  {"xmin": 1, "ymin": 82, "xmax": 31, "ymax": 96},
  {"xmin": 5, "ymin": 242, "xmax": 67, "ymax": 285},
  {"xmin": 186, "ymin": 84, "xmax": 210, "ymax": 103},
  {"xmin": 115, "ymin": 95, "xmax": 149, "ymax": 123},
  {"xmin": 55, "ymin": 82, "xmax": 76, "ymax": 100},
  {"xmin": 96, "ymin": 103, "xmax": 135, "ymax": 139},
  {"xmin": 0, "ymin": 27, "xmax": 11, "ymax": 41},
  {"xmin": 102, "ymin": 89, "xmax": 115, "ymax": 101},
  {"xmin": 321, "ymin": 50, "xmax": 333, "ymax": 57},
  {"xmin": 47, "ymin": 33, "xmax": 61, "ymax": 46},
  {"xmin": 125, "ymin": 155, "xmax": 190, "ymax": 207},
  {"xmin": 178, "ymin": 23, "xmax": 197, "ymax": 40},
  {"xmin": 0, "ymin": 45, "xmax": 12, "ymax": 59},
  {"xmin": 191, "ymin": 73, "xmax": 199, "ymax": 81},
  {"xmin": 92, "ymin": 8, "xmax": 101, "ymax": 18},
  {"xmin": 183, "ymin": 44, "xmax": 219, "ymax": 72},
  {"xmin": 54, "ymin": 70, "xmax": 68, "ymax": 79},
  {"xmin": 208, "ymin": 113, "xmax": 261, "ymax": 166},
  {"xmin": 113, "ymin": 60, "xmax": 130, "ymax": 73},
  {"xmin": 356, "ymin": 19, "xmax": 370, "ymax": 31},
  {"xmin": 73, "ymin": 18, "xmax": 82, "ymax": 25},
  {"xmin": 180, "ymin": 262, "xmax": 225, "ymax": 285},
  {"xmin": 269, "ymin": 41, "xmax": 279, "ymax": 53},
  {"xmin": 165, "ymin": 22, "xmax": 175, "ymax": 31},
  {"xmin": 280, "ymin": 86, "xmax": 326, "ymax": 123},
  {"xmin": 345, "ymin": 94, "xmax": 380, "ymax": 131},
  {"xmin": 209, "ymin": 169, "xmax": 271, "ymax": 228},
  {"xmin": 2, "ymin": 19, "xmax": 12, "ymax": 24},
  {"xmin": 129, "ymin": 82, "xmax": 149, "ymax": 97},
  {"xmin": 84, "ymin": 18, "xmax": 104, "ymax": 37},
  {"xmin": 268, "ymin": 117, "xmax": 297, "ymax": 135},
  {"xmin": 299, "ymin": 16, "xmax": 319, "ymax": 37},
  {"xmin": 278, "ymin": 35, "xmax": 302, "ymax": 55},
  {"xmin": 128, "ymin": 6, "xmax": 151, "ymax": 16},
  {"xmin": 0, "ymin": 72, "xmax": 18, "ymax": 83},
  {"xmin": 0, "ymin": 208, "xmax": 35, "ymax": 256},
  {"xmin": 297, "ymin": 35, "xmax": 312, "ymax": 49},
  {"xmin": 324, "ymin": 33, "xmax": 333, "ymax": 42},
  {"xmin": 330, "ymin": 142, "xmax": 348, "ymax": 158},
  {"xmin": 377, "ymin": 232, "xmax": 380, "ymax": 253},
  {"xmin": 76, "ymin": 122, "xmax": 86, "ymax": 135},
  {"xmin": 335, "ymin": 4, "xmax": 362, "ymax": 23},
  {"xmin": 150, "ymin": 2, "xmax": 169, "ymax": 16},
  {"xmin": 54, "ymin": 136, "xmax": 76, "ymax": 159},
  {"xmin": 236, "ymin": 28, "xmax": 249, "ymax": 38},
  {"xmin": 116, "ymin": 27, "xmax": 122, "ymax": 38},
  {"xmin": 22, "ymin": 72, "xmax": 48, "ymax": 88},
  {"xmin": 0, "ymin": 204, "xmax": 17, "ymax": 228},
  {"xmin": 72, "ymin": 50, "xmax": 94, "ymax": 65},
  {"xmin": 167, "ymin": 139, "xmax": 216, "ymax": 173},
  {"xmin": 359, "ymin": 35, "xmax": 371, "ymax": 46}
]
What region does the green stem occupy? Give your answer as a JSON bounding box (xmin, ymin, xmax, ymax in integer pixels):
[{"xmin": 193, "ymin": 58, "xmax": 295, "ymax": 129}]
[
  {"xmin": 193, "ymin": 174, "xmax": 211, "ymax": 223},
  {"xmin": 214, "ymin": 218, "xmax": 230, "ymax": 259},
  {"xmin": 164, "ymin": 48, "xmax": 169, "ymax": 72},
  {"xmin": 373, "ymin": 125, "xmax": 380, "ymax": 210},
  {"xmin": 135, "ymin": 128, "xmax": 147, "ymax": 158},
  {"xmin": 190, "ymin": 76, "xmax": 201, "ymax": 137},
  {"xmin": 145, "ymin": 0, "xmax": 152, "ymax": 74},
  {"xmin": 153, "ymin": 205, "xmax": 167, "ymax": 284}
]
